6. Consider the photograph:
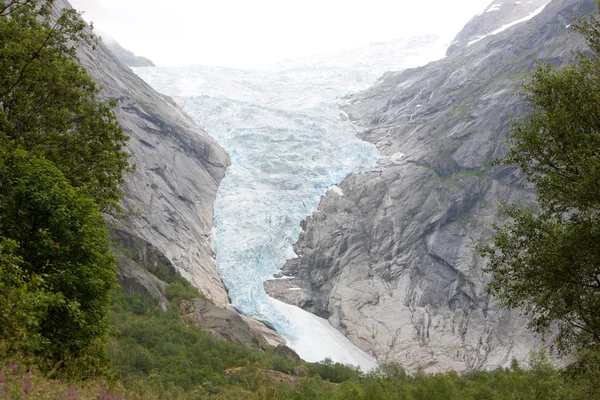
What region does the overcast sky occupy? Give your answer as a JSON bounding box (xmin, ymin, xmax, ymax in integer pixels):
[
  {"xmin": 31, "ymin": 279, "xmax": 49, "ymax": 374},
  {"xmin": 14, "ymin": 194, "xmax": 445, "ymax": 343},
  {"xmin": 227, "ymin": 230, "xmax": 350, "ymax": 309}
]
[{"xmin": 68, "ymin": 0, "xmax": 493, "ymax": 68}]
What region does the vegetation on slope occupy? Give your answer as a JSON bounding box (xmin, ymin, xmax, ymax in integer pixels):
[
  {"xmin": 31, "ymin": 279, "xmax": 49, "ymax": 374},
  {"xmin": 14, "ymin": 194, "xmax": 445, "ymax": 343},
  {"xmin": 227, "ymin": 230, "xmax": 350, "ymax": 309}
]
[
  {"xmin": 103, "ymin": 282, "xmax": 600, "ymax": 399},
  {"xmin": 0, "ymin": 151, "xmax": 116, "ymax": 373}
]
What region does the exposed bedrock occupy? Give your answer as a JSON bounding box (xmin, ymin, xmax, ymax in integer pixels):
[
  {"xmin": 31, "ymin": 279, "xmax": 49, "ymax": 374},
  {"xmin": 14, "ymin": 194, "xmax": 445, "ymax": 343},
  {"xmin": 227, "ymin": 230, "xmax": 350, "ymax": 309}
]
[
  {"xmin": 56, "ymin": 0, "xmax": 231, "ymax": 306},
  {"xmin": 266, "ymin": 0, "xmax": 595, "ymax": 372}
]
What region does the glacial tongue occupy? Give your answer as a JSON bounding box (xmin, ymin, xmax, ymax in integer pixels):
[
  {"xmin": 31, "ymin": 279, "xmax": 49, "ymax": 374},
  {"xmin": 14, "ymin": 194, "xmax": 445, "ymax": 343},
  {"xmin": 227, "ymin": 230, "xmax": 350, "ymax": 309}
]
[
  {"xmin": 134, "ymin": 36, "xmax": 447, "ymax": 369},
  {"xmin": 270, "ymin": 298, "xmax": 378, "ymax": 370}
]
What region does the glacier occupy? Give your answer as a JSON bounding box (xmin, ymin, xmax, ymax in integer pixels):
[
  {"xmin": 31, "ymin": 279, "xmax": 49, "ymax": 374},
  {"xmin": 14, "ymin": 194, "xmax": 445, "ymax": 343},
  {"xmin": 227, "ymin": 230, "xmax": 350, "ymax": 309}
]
[{"xmin": 133, "ymin": 35, "xmax": 449, "ymax": 371}]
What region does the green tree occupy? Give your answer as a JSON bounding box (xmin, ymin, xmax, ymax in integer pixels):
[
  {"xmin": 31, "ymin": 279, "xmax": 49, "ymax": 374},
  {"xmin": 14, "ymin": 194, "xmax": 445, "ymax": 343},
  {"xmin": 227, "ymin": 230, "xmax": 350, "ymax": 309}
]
[
  {"xmin": 0, "ymin": 237, "xmax": 64, "ymax": 356},
  {"xmin": 0, "ymin": 0, "xmax": 130, "ymax": 375},
  {"xmin": 0, "ymin": 149, "xmax": 117, "ymax": 374},
  {"xmin": 477, "ymin": 4, "xmax": 600, "ymax": 352},
  {"xmin": 0, "ymin": 0, "xmax": 131, "ymax": 212}
]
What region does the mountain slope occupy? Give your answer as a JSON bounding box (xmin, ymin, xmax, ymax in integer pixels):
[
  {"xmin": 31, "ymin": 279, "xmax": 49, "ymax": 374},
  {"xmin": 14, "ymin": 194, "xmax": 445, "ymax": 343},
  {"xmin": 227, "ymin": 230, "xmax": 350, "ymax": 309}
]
[
  {"xmin": 51, "ymin": 0, "xmax": 237, "ymax": 308},
  {"xmin": 51, "ymin": 0, "xmax": 295, "ymax": 349},
  {"xmin": 55, "ymin": 0, "xmax": 231, "ymax": 306},
  {"xmin": 265, "ymin": 0, "xmax": 595, "ymax": 372}
]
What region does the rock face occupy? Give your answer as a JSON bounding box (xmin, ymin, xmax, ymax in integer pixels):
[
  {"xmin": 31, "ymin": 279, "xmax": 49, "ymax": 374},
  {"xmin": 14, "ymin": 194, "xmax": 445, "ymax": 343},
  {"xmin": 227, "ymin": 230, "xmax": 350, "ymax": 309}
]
[
  {"xmin": 266, "ymin": 0, "xmax": 595, "ymax": 373},
  {"xmin": 113, "ymin": 246, "xmax": 169, "ymax": 312},
  {"xmin": 180, "ymin": 298, "xmax": 271, "ymax": 349},
  {"xmin": 56, "ymin": 0, "xmax": 231, "ymax": 306},
  {"xmin": 447, "ymin": 0, "xmax": 550, "ymax": 55},
  {"xmin": 181, "ymin": 298, "xmax": 292, "ymax": 352},
  {"xmin": 110, "ymin": 225, "xmax": 176, "ymax": 312}
]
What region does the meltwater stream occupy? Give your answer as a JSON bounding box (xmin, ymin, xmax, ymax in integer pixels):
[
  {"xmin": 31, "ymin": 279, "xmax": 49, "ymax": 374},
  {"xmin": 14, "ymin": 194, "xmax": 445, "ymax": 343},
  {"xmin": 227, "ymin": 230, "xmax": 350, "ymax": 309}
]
[{"xmin": 134, "ymin": 36, "xmax": 448, "ymax": 370}]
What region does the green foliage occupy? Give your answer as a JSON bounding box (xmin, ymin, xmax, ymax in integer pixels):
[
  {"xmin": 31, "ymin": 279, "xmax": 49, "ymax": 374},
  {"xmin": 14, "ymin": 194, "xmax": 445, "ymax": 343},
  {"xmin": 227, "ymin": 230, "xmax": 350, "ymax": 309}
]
[
  {"xmin": 108, "ymin": 287, "xmax": 370, "ymax": 398},
  {"xmin": 1, "ymin": 348, "xmax": 598, "ymax": 399},
  {"xmin": 306, "ymin": 358, "xmax": 361, "ymax": 383},
  {"xmin": 106, "ymin": 285, "xmax": 600, "ymax": 399},
  {"xmin": 4, "ymin": 282, "xmax": 600, "ymax": 400},
  {"xmin": 112, "ymin": 242, "xmax": 135, "ymax": 260},
  {"xmin": 0, "ymin": 359, "xmax": 124, "ymax": 399},
  {"xmin": 506, "ymin": 62, "xmax": 600, "ymax": 214},
  {"xmin": 477, "ymin": 3, "xmax": 600, "ymax": 352},
  {"xmin": 0, "ymin": 237, "xmax": 64, "ymax": 357},
  {"xmin": 0, "ymin": 0, "xmax": 131, "ymax": 212},
  {"xmin": 165, "ymin": 280, "xmax": 201, "ymax": 303},
  {"xmin": 151, "ymin": 263, "xmax": 203, "ymax": 303},
  {"xmin": 0, "ymin": 0, "xmax": 131, "ymax": 376},
  {"xmin": 109, "ymin": 288, "xmax": 277, "ymax": 394},
  {"xmin": 480, "ymin": 207, "xmax": 600, "ymax": 350},
  {"xmin": 0, "ymin": 149, "xmax": 116, "ymax": 374},
  {"xmin": 563, "ymin": 350, "xmax": 600, "ymax": 399},
  {"xmin": 272, "ymin": 352, "xmax": 596, "ymax": 400}
]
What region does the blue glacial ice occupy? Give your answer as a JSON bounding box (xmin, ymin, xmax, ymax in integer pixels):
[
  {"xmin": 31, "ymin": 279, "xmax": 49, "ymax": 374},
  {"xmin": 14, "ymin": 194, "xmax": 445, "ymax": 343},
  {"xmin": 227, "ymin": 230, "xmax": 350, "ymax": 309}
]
[{"xmin": 133, "ymin": 35, "xmax": 447, "ymax": 371}]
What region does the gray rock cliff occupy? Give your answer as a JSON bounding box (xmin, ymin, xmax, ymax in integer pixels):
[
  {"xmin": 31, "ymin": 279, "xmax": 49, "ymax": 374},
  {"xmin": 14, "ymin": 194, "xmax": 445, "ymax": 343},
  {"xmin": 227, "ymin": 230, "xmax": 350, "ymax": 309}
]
[
  {"xmin": 447, "ymin": 0, "xmax": 550, "ymax": 55},
  {"xmin": 109, "ymin": 225, "xmax": 289, "ymax": 351},
  {"xmin": 181, "ymin": 298, "xmax": 289, "ymax": 350},
  {"xmin": 266, "ymin": 0, "xmax": 595, "ymax": 372},
  {"xmin": 55, "ymin": 0, "xmax": 232, "ymax": 306}
]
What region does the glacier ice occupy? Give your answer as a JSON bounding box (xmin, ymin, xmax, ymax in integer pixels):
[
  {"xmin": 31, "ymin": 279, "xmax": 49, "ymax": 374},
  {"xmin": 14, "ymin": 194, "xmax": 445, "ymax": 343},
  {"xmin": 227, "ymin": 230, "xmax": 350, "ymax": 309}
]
[
  {"xmin": 133, "ymin": 36, "xmax": 448, "ymax": 370},
  {"xmin": 270, "ymin": 298, "xmax": 378, "ymax": 371}
]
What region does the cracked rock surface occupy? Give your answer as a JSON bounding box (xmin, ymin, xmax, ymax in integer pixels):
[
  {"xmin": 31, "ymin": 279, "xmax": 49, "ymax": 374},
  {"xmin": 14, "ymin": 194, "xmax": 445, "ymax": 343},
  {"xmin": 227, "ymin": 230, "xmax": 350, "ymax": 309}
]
[{"xmin": 265, "ymin": 0, "xmax": 594, "ymax": 372}]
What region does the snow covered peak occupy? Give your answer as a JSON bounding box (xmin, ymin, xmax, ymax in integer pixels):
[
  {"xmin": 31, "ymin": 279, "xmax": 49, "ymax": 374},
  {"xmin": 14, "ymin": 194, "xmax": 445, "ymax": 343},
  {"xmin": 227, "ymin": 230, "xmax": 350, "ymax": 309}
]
[
  {"xmin": 448, "ymin": 0, "xmax": 551, "ymax": 54},
  {"xmin": 467, "ymin": 2, "xmax": 550, "ymax": 45}
]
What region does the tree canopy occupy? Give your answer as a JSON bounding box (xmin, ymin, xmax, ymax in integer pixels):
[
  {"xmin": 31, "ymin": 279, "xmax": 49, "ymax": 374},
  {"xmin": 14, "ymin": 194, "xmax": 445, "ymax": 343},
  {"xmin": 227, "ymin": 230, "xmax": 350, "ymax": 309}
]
[
  {"xmin": 0, "ymin": 0, "xmax": 131, "ymax": 212},
  {"xmin": 477, "ymin": 4, "xmax": 600, "ymax": 352},
  {"xmin": 0, "ymin": 150, "xmax": 116, "ymax": 371},
  {"xmin": 0, "ymin": 0, "xmax": 130, "ymax": 375}
]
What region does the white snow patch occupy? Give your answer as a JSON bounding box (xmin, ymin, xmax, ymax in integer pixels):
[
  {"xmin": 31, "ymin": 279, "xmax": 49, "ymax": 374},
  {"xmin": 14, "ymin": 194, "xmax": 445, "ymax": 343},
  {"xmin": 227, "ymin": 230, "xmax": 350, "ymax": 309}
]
[
  {"xmin": 468, "ymin": 2, "xmax": 550, "ymax": 46},
  {"xmin": 328, "ymin": 185, "xmax": 344, "ymax": 196},
  {"xmin": 389, "ymin": 152, "xmax": 406, "ymax": 163},
  {"xmin": 288, "ymin": 288, "xmax": 303, "ymax": 291},
  {"xmin": 270, "ymin": 298, "xmax": 378, "ymax": 371},
  {"xmin": 486, "ymin": 4, "xmax": 501, "ymax": 12}
]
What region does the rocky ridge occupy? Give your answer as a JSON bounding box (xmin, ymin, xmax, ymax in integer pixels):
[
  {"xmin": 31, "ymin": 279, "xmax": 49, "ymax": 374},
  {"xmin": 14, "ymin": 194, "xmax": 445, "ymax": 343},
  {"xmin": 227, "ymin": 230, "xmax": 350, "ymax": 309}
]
[
  {"xmin": 447, "ymin": 0, "xmax": 550, "ymax": 54},
  {"xmin": 265, "ymin": 0, "xmax": 594, "ymax": 373}
]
